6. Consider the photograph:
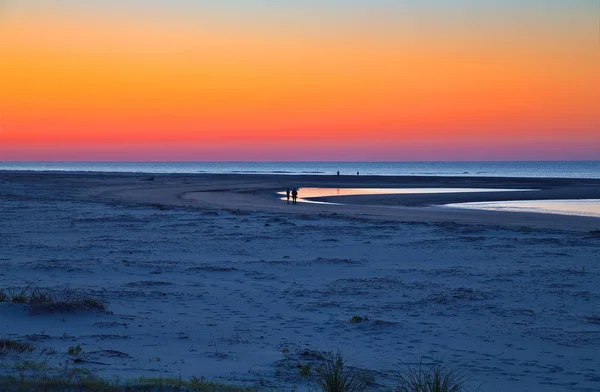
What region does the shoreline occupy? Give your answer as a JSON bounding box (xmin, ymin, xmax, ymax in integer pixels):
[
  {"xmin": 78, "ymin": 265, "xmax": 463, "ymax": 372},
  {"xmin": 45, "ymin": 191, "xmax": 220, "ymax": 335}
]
[
  {"xmin": 1, "ymin": 160, "xmax": 600, "ymax": 181},
  {"xmin": 2, "ymin": 168, "xmax": 600, "ymax": 181},
  {"xmin": 2, "ymin": 171, "xmax": 599, "ymax": 232}
]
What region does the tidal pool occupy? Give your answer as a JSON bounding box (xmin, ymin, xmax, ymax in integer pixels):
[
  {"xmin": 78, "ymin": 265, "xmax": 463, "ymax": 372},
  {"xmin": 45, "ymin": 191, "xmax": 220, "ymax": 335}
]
[
  {"xmin": 278, "ymin": 187, "xmax": 534, "ymax": 204},
  {"xmin": 446, "ymin": 199, "xmax": 600, "ymax": 218}
]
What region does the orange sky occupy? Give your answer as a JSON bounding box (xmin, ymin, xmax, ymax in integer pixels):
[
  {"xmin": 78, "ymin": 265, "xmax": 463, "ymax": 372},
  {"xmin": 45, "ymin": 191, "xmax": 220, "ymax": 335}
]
[{"xmin": 1, "ymin": 1, "xmax": 599, "ymax": 160}]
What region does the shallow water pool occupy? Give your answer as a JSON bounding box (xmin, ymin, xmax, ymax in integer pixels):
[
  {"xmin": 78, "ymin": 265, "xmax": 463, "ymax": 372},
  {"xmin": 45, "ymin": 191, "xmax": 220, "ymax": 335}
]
[
  {"xmin": 277, "ymin": 187, "xmax": 534, "ymax": 204},
  {"xmin": 446, "ymin": 199, "xmax": 600, "ymax": 218}
]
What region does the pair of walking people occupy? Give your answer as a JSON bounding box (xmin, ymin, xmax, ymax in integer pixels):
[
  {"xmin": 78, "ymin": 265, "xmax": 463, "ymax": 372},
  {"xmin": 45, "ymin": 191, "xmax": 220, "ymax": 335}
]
[{"xmin": 286, "ymin": 188, "xmax": 298, "ymax": 204}]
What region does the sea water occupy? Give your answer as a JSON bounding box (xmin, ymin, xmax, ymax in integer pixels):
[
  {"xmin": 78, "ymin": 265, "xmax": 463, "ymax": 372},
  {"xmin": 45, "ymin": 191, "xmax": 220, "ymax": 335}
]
[
  {"xmin": 446, "ymin": 199, "xmax": 600, "ymax": 218},
  {"xmin": 1, "ymin": 161, "xmax": 599, "ymax": 179}
]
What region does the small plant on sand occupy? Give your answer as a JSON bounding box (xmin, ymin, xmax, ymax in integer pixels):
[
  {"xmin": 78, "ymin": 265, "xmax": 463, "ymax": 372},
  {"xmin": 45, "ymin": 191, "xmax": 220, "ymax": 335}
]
[
  {"xmin": 67, "ymin": 345, "xmax": 83, "ymax": 356},
  {"xmin": 299, "ymin": 363, "xmax": 312, "ymax": 377},
  {"xmin": 314, "ymin": 353, "xmax": 367, "ymax": 392},
  {"xmin": 350, "ymin": 316, "xmax": 369, "ymax": 324},
  {"xmin": 396, "ymin": 362, "xmax": 469, "ymax": 392}
]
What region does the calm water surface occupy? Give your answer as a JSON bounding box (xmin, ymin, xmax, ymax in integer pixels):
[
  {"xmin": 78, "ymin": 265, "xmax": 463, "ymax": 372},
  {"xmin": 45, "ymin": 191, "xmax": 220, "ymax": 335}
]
[
  {"xmin": 277, "ymin": 189, "xmax": 600, "ymax": 218},
  {"xmin": 1, "ymin": 161, "xmax": 599, "ymax": 179},
  {"xmin": 446, "ymin": 199, "xmax": 600, "ymax": 218},
  {"xmin": 277, "ymin": 187, "xmax": 534, "ymax": 204}
]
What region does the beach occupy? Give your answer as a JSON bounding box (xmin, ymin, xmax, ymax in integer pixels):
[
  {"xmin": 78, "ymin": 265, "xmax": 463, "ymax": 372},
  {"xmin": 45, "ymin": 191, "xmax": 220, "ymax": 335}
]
[{"xmin": 1, "ymin": 172, "xmax": 599, "ymax": 391}]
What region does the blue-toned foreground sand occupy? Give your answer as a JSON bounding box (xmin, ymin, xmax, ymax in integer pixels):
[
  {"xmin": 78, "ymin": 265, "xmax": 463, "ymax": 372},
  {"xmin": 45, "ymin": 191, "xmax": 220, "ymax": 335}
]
[{"xmin": 0, "ymin": 172, "xmax": 599, "ymax": 391}]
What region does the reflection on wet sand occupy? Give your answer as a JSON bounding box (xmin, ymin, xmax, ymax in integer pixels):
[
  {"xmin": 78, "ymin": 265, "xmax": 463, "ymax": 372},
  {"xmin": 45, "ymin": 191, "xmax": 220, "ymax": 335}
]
[
  {"xmin": 277, "ymin": 187, "xmax": 534, "ymax": 204},
  {"xmin": 446, "ymin": 199, "xmax": 600, "ymax": 218}
]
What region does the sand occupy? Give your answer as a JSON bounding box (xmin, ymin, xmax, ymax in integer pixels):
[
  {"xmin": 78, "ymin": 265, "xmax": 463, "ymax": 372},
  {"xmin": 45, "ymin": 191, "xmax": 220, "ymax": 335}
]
[{"xmin": 0, "ymin": 172, "xmax": 599, "ymax": 391}]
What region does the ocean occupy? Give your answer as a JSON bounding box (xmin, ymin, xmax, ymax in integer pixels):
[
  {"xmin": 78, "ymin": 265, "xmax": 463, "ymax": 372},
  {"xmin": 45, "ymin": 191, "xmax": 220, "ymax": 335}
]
[{"xmin": 0, "ymin": 161, "xmax": 599, "ymax": 179}]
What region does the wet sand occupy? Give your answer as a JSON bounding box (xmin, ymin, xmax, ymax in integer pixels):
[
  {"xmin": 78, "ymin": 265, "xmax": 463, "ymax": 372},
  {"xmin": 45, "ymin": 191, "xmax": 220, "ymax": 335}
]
[{"xmin": 70, "ymin": 172, "xmax": 600, "ymax": 232}]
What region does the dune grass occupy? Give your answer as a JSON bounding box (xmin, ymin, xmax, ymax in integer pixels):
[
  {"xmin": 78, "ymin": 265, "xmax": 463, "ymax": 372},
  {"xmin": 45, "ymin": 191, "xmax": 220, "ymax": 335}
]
[
  {"xmin": 1, "ymin": 341, "xmax": 255, "ymax": 391},
  {"xmin": 314, "ymin": 353, "xmax": 368, "ymax": 392},
  {"xmin": 1, "ymin": 337, "xmax": 473, "ymax": 392},
  {"xmin": 310, "ymin": 353, "xmax": 472, "ymax": 392},
  {"xmin": 0, "ymin": 339, "xmax": 35, "ymax": 356},
  {"xmin": 0, "ymin": 286, "xmax": 107, "ymax": 314},
  {"xmin": 0, "ymin": 356, "xmax": 475, "ymax": 392},
  {"xmin": 0, "ymin": 372, "xmax": 258, "ymax": 392},
  {"xmin": 395, "ymin": 362, "xmax": 469, "ymax": 392}
]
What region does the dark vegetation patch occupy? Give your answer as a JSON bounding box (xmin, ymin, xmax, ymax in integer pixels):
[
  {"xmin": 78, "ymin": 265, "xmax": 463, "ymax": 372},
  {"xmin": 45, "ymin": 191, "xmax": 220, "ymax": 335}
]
[
  {"xmin": 67, "ymin": 345, "xmax": 83, "ymax": 356},
  {"xmin": 350, "ymin": 315, "xmax": 370, "ymax": 324},
  {"xmin": 0, "ymin": 339, "xmax": 35, "ymax": 355},
  {"xmin": 0, "ymin": 286, "xmax": 107, "ymax": 314},
  {"xmin": 0, "ymin": 373, "xmax": 257, "ymax": 392}
]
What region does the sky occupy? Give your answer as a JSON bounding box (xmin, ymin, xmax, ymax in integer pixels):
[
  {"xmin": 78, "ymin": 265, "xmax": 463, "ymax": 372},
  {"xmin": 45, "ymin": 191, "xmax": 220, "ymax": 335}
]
[{"xmin": 1, "ymin": 0, "xmax": 599, "ymax": 161}]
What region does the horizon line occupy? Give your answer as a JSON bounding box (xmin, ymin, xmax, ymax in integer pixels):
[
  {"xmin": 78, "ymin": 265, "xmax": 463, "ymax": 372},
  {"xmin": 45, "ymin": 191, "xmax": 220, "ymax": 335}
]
[{"xmin": 1, "ymin": 160, "xmax": 599, "ymax": 164}]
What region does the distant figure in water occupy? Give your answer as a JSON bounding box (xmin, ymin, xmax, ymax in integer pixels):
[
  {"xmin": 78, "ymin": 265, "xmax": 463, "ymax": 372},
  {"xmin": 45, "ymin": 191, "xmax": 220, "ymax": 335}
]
[
  {"xmin": 291, "ymin": 188, "xmax": 298, "ymax": 204},
  {"xmin": 357, "ymin": 171, "xmax": 359, "ymax": 176},
  {"xmin": 337, "ymin": 171, "xmax": 340, "ymax": 176},
  {"xmin": 286, "ymin": 188, "xmax": 290, "ymax": 204}
]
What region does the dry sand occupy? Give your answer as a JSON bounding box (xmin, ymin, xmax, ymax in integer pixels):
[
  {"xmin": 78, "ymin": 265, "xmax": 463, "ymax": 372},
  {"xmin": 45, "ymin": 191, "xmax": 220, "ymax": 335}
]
[{"xmin": 1, "ymin": 172, "xmax": 599, "ymax": 391}]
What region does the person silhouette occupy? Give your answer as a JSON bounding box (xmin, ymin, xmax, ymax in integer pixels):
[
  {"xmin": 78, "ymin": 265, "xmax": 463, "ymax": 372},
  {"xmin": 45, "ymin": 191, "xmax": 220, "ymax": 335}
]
[
  {"xmin": 337, "ymin": 171, "xmax": 340, "ymax": 176},
  {"xmin": 286, "ymin": 188, "xmax": 290, "ymax": 204},
  {"xmin": 291, "ymin": 188, "xmax": 298, "ymax": 205}
]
